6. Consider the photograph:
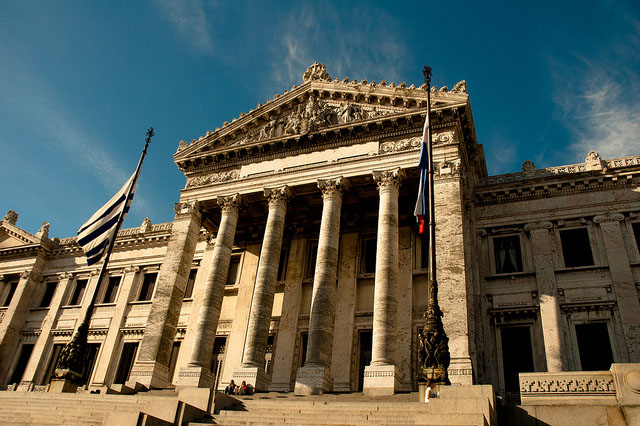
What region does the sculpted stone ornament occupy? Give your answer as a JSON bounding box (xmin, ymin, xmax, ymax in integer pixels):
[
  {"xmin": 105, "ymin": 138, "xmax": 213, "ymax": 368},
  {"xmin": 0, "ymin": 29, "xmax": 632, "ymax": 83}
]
[
  {"xmin": 585, "ymin": 150, "xmax": 606, "ymax": 171},
  {"xmin": 264, "ymin": 186, "xmax": 293, "ymax": 207},
  {"xmin": 186, "ymin": 170, "xmax": 240, "ymax": 188},
  {"xmin": 522, "ymin": 160, "xmax": 537, "ymax": 179},
  {"xmin": 3, "ymin": 210, "xmax": 18, "ymax": 225},
  {"xmin": 140, "ymin": 218, "xmax": 153, "ymax": 233},
  {"xmin": 317, "ymin": 177, "xmax": 351, "ymax": 198},
  {"xmin": 35, "ymin": 221, "xmax": 50, "ymax": 239},
  {"xmin": 302, "ymin": 62, "xmax": 332, "ymax": 83},
  {"xmin": 372, "ymin": 168, "xmax": 405, "ymax": 192},
  {"xmin": 451, "ymin": 80, "xmax": 467, "ymax": 93},
  {"xmin": 217, "ymin": 193, "xmax": 244, "ymax": 213},
  {"xmin": 54, "ymin": 322, "xmax": 89, "ymax": 383}
]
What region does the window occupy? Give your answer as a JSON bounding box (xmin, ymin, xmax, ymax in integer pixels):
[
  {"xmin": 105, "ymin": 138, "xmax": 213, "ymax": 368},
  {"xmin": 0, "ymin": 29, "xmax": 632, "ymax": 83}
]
[
  {"xmin": 501, "ymin": 327, "xmax": 534, "ymax": 393},
  {"xmin": 101, "ymin": 276, "xmax": 121, "ymax": 304},
  {"xmin": 419, "ymin": 233, "xmax": 429, "ymax": 269},
  {"xmin": 2, "ymin": 281, "xmax": 18, "ymax": 307},
  {"xmin": 361, "ymin": 238, "xmax": 377, "ymax": 274},
  {"xmin": 9, "ymin": 344, "xmax": 34, "ymax": 384},
  {"xmin": 137, "ymin": 273, "xmax": 157, "ymax": 301},
  {"xmin": 494, "ymin": 236, "xmax": 523, "ymax": 274},
  {"xmin": 184, "ymin": 269, "xmax": 197, "ymax": 299},
  {"xmin": 304, "ymin": 243, "xmax": 318, "ymax": 279},
  {"xmin": 226, "ymin": 257, "xmax": 240, "ymax": 286},
  {"xmin": 576, "ymin": 323, "xmax": 614, "ymax": 371},
  {"xmin": 633, "ymin": 223, "xmax": 640, "ymax": 254},
  {"xmin": 42, "ymin": 343, "xmax": 64, "ymax": 385},
  {"xmin": 560, "ymin": 228, "xmax": 594, "ymax": 267},
  {"xmin": 114, "ymin": 342, "xmax": 138, "ymax": 384},
  {"xmin": 68, "ymin": 279, "xmax": 87, "ymax": 306},
  {"xmin": 40, "ymin": 281, "xmax": 58, "ymax": 307},
  {"xmin": 277, "ymin": 247, "xmax": 289, "ymax": 281}
]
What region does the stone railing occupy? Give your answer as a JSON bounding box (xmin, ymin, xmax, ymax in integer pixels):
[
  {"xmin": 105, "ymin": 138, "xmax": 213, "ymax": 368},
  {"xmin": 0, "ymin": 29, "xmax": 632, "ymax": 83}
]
[{"xmin": 520, "ymin": 370, "xmax": 617, "ymax": 405}]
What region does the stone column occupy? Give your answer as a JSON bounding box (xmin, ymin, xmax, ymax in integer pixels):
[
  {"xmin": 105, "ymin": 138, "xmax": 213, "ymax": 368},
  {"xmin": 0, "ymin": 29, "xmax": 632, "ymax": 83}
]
[
  {"xmin": 525, "ymin": 221, "xmax": 568, "ymax": 372},
  {"xmin": 295, "ymin": 177, "xmax": 349, "ymax": 395},
  {"xmin": 127, "ymin": 201, "xmax": 202, "ymax": 390},
  {"xmin": 19, "ymin": 272, "xmax": 74, "ymax": 388},
  {"xmin": 90, "ymin": 266, "xmax": 140, "ymax": 389},
  {"xmin": 234, "ymin": 186, "xmax": 291, "ymax": 391},
  {"xmin": 177, "ymin": 194, "xmax": 242, "ymax": 387},
  {"xmin": 0, "ymin": 255, "xmax": 46, "ymax": 383},
  {"xmin": 364, "ymin": 168, "xmax": 404, "ymax": 395},
  {"xmin": 595, "ymin": 214, "xmax": 640, "ymax": 362}
]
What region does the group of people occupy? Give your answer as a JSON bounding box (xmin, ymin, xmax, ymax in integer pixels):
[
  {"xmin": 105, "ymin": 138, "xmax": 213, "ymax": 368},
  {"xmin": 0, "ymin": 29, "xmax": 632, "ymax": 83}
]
[{"xmin": 224, "ymin": 380, "xmax": 253, "ymax": 395}]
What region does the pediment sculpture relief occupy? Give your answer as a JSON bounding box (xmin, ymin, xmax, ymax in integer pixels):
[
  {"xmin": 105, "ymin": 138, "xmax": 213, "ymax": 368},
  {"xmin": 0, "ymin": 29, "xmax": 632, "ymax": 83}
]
[{"xmin": 227, "ymin": 96, "xmax": 392, "ymax": 148}]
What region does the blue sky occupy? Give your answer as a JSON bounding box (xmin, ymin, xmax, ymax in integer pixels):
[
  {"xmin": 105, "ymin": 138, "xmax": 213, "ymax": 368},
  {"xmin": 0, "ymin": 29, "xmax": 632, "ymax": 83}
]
[{"xmin": 1, "ymin": 0, "xmax": 639, "ymax": 238}]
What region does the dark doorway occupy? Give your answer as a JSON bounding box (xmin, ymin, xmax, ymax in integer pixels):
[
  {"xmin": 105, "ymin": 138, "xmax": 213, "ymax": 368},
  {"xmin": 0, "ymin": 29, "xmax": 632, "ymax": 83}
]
[
  {"xmin": 42, "ymin": 343, "xmax": 65, "ymax": 384},
  {"xmin": 10, "ymin": 344, "xmax": 34, "ymax": 384},
  {"xmin": 501, "ymin": 327, "xmax": 534, "ymax": 393},
  {"xmin": 211, "ymin": 337, "xmax": 227, "ymax": 390},
  {"xmin": 167, "ymin": 341, "xmax": 181, "ymax": 384},
  {"xmin": 114, "ymin": 342, "xmax": 138, "ymax": 384},
  {"xmin": 357, "ymin": 330, "xmax": 372, "ymax": 391},
  {"xmin": 79, "ymin": 343, "xmax": 100, "ymax": 386},
  {"xmin": 298, "ymin": 332, "xmax": 309, "ymax": 368},
  {"xmin": 576, "ymin": 323, "xmax": 614, "ymax": 371}
]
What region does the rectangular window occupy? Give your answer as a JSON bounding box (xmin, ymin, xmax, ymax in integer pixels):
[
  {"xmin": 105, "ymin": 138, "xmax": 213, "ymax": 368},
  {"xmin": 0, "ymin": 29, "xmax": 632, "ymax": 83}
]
[
  {"xmin": 576, "ymin": 323, "xmax": 614, "ymax": 371},
  {"xmin": 494, "ymin": 236, "xmax": 523, "ymax": 274},
  {"xmin": 184, "ymin": 269, "xmax": 197, "ymax": 299},
  {"xmin": 226, "ymin": 256, "xmax": 240, "ymax": 286},
  {"xmin": 420, "ymin": 233, "xmax": 429, "ymax": 269},
  {"xmin": 501, "ymin": 326, "xmax": 534, "ymax": 393},
  {"xmin": 42, "ymin": 343, "xmax": 64, "ymax": 385},
  {"xmin": 10, "ymin": 344, "xmax": 34, "ymax": 384},
  {"xmin": 2, "ymin": 281, "xmax": 18, "ymax": 307},
  {"xmin": 79, "ymin": 343, "xmax": 100, "ymax": 386},
  {"xmin": 40, "ymin": 281, "xmax": 58, "ymax": 307},
  {"xmin": 633, "ymin": 223, "xmax": 640, "ymax": 254},
  {"xmin": 361, "ymin": 238, "xmax": 377, "ymax": 274},
  {"xmin": 68, "ymin": 279, "xmax": 87, "ymax": 306},
  {"xmin": 560, "ymin": 228, "xmax": 594, "ymax": 267},
  {"xmin": 304, "ymin": 243, "xmax": 318, "ymax": 279},
  {"xmin": 137, "ymin": 273, "xmax": 157, "ymax": 301},
  {"xmin": 277, "ymin": 247, "xmax": 289, "ymax": 281},
  {"xmin": 114, "ymin": 342, "xmax": 139, "ymax": 384},
  {"xmin": 102, "ymin": 276, "xmax": 121, "ymax": 304}
]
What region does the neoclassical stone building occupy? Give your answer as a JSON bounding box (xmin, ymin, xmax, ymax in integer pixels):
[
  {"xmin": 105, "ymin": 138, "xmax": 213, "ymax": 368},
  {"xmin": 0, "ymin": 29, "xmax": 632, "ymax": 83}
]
[{"xmin": 1, "ymin": 63, "xmax": 639, "ymax": 398}]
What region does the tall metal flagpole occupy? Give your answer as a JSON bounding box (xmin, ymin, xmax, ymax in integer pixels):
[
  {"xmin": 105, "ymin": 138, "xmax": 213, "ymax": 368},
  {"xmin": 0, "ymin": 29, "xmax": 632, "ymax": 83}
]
[
  {"xmin": 54, "ymin": 128, "xmax": 154, "ymax": 388},
  {"xmin": 417, "ymin": 66, "xmax": 450, "ymax": 386}
]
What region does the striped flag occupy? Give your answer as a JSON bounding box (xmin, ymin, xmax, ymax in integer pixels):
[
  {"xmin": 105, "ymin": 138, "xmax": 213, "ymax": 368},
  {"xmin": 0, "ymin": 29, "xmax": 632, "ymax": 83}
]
[
  {"xmin": 77, "ymin": 172, "xmax": 136, "ymax": 265},
  {"xmin": 414, "ymin": 111, "xmax": 430, "ymax": 234}
]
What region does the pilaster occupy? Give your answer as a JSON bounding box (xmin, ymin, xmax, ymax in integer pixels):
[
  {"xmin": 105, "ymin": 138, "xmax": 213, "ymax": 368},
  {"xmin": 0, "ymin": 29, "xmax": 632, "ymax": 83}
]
[
  {"xmin": 127, "ymin": 201, "xmax": 202, "ymax": 390},
  {"xmin": 594, "ymin": 213, "xmax": 640, "ymax": 362},
  {"xmin": 525, "ymin": 221, "xmax": 568, "ymax": 372}
]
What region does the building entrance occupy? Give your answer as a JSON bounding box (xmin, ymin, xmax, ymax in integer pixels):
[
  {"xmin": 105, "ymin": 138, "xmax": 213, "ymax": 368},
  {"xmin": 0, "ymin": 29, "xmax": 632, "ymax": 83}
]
[{"xmin": 357, "ymin": 330, "xmax": 372, "ymax": 392}]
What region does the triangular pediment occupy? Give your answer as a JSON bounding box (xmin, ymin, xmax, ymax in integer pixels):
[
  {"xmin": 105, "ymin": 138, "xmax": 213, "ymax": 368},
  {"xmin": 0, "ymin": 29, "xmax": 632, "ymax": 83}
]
[
  {"xmin": 0, "ymin": 223, "xmax": 40, "ymax": 248},
  {"xmin": 174, "ymin": 62, "xmax": 469, "ymax": 165}
]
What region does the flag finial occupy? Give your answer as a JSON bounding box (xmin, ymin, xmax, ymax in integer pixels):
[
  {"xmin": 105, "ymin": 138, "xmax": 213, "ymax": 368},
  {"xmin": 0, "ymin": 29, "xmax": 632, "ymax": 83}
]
[
  {"xmin": 146, "ymin": 127, "xmax": 154, "ymax": 142},
  {"xmin": 422, "ymin": 65, "xmax": 432, "ymax": 85}
]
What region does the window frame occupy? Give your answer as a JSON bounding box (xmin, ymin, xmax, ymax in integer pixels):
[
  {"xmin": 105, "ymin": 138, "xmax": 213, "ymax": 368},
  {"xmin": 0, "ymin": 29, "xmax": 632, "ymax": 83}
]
[
  {"xmin": 559, "ymin": 227, "xmax": 595, "ymax": 268},
  {"xmin": 136, "ymin": 272, "xmax": 158, "ymax": 302},
  {"xmin": 492, "ymin": 235, "xmax": 524, "ymax": 274}
]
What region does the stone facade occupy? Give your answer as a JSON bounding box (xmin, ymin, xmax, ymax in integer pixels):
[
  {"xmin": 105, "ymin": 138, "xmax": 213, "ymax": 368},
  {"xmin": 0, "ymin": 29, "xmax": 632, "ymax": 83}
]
[{"xmin": 0, "ymin": 63, "xmax": 639, "ymax": 401}]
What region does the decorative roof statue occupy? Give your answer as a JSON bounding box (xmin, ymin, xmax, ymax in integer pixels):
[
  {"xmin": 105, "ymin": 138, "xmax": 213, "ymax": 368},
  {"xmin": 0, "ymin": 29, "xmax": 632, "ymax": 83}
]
[
  {"xmin": 302, "ymin": 62, "xmax": 332, "ymax": 83},
  {"xmin": 36, "ymin": 221, "xmax": 50, "ymax": 239},
  {"xmin": 522, "ymin": 160, "xmax": 536, "ymax": 179},
  {"xmin": 3, "ymin": 210, "xmax": 18, "ymax": 225},
  {"xmin": 585, "ymin": 150, "xmax": 605, "ymax": 171}
]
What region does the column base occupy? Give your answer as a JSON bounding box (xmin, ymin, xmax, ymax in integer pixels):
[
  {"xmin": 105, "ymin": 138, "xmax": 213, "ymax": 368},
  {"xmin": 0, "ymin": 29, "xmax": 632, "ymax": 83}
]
[
  {"xmin": 363, "ymin": 364, "xmax": 402, "ymax": 396},
  {"xmin": 48, "ymin": 378, "xmax": 78, "ymax": 393},
  {"xmin": 16, "ymin": 381, "xmax": 33, "ymax": 392},
  {"xmin": 126, "ymin": 360, "xmax": 170, "ymax": 390},
  {"xmin": 175, "ymin": 365, "xmax": 214, "ymax": 388},
  {"xmin": 294, "ymin": 365, "xmax": 333, "ymax": 395},
  {"xmin": 232, "ymin": 366, "xmax": 269, "ymax": 392},
  {"xmin": 448, "ymin": 357, "xmax": 474, "ymax": 385}
]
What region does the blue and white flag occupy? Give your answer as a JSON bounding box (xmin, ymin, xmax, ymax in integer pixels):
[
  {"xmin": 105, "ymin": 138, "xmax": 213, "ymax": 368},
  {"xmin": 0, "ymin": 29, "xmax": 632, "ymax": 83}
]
[
  {"xmin": 414, "ymin": 111, "xmax": 430, "ymax": 234},
  {"xmin": 77, "ymin": 173, "xmax": 136, "ymax": 265}
]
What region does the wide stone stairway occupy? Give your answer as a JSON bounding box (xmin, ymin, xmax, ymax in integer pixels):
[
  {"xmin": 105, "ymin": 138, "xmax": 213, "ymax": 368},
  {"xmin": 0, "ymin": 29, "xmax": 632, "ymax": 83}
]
[{"xmin": 195, "ymin": 385, "xmax": 496, "ymax": 426}]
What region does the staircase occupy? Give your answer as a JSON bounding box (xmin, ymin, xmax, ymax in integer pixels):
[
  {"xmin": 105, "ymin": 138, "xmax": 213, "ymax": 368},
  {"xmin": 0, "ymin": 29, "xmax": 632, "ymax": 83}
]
[
  {"xmin": 0, "ymin": 390, "xmax": 186, "ymax": 425},
  {"xmin": 196, "ymin": 386, "xmax": 496, "ymax": 426}
]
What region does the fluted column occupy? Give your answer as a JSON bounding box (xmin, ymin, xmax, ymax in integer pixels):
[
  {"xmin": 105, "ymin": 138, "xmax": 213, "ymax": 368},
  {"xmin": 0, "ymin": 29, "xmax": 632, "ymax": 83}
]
[
  {"xmin": 177, "ymin": 194, "xmax": 242, "ymax": 387},
  {"xmin": 594, "ymin": 213, "xmax": 640, "ymax": 362},
  {"xmin": 295, "ymin": 177, "xmax": 349, "ymax": 395},
  {"xmin": 364, "ymin": 168, "xmax": 404, "ymax": 395},
  {"xmin": 525, "ymin": 221, "xmax": 568, "ymax": 372},
  {"xmin": 234, "ymin": 186, "xmax": 291, "ymax": 391}
]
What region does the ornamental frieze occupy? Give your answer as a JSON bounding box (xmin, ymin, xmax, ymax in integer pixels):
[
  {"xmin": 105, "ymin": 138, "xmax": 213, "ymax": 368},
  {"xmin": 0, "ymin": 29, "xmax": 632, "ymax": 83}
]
[
  {"xmin": 379, "ymin": 130, "xmax": 457, "ymax": 154},
  {"xmin": 186, "ymin": 170, "xmax": 240, "ymax": 189}
]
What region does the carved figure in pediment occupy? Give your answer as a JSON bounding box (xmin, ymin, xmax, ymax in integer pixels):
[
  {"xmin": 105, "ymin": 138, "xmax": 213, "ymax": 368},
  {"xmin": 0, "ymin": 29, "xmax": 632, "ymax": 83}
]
[
  {"xmin": 585, "ymin": 150, "xmax": 605, "ymax": 171},
  {"xmin": 338, "ymin": 103, "xmax": 355, "ymax": 123},
  {"xmin": 302, "ymin": 62, "xmax": 331, "ymax": 83},
  {"xmin": 3, "ymin": 210, "xmax": 18, "ymax": 225}
]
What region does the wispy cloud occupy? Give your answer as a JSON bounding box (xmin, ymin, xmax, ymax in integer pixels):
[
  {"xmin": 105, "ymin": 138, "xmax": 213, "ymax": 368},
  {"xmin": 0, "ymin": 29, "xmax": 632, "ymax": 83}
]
[
  {"xmin": 550, "ymin": 10, "xmax": 640, "ymax": 162},
  {"xmin": 270, "ymin": 4, "xmax": 407, "ymax": 88},
  {"xmin": 154, "ymin": 0, "xmax": 214, "ymax": 54}
]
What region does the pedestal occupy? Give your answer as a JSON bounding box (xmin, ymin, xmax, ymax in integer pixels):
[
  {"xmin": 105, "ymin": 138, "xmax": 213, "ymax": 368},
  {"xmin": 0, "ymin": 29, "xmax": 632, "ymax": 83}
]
[
  {"xmin": 294, "ymin": 365, "xmax": 333, "ymax": 395},
  {"xmin": 126, "ymin": 360, "xmax": 169, "ymax": 390},
  {"xmin": 232, "ymin": 366, "xmax": 269, "ymax": 392},
  {"xmin": 363, "ymin": 364, "xmax": 401, "ymax": 395},
  {"xmin": 176, "ymin": 365, "xmax": 214, "ymax": 388},
  {"xmin": 49, "ymin": 378, "xmax": 78, "ymax": 393}
]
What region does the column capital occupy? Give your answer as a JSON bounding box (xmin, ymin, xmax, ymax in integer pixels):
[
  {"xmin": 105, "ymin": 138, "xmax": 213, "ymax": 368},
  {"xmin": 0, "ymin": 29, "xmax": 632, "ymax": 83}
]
[
  {"xmin": 217, "ymin": 193, "xmax": 244, "ymax": 213},
  {"xmin": 264, "ymin": 186, "xmax": 293, "ymax": 207},
  {"xmin": 57, "ymin": 272, "xmax": 74, "ymax": 281},
  {"xmin": 123, "ymin": 265, "xmax": 140, "ymax": 275},
  {"xmin": 0, "ymin": 274, "xmax": 5, "ymax": 282},
  {"xmin": 372, "ymin": 168, "xmax": 405, "ymax": 192},
  {"xmin": 524, "ymin": 221, "xmax": 553, "ymax": 233},
  {"xmin": 174, "ymin": 200, "xmax": 202, "ymax": 221},
  {"xmin": 317, "ymin": 177, "xmax": 350, "ymax": 199},
  {"xmin": 594, "ymin": 213, "xmax": 624, "ymax": 224}
]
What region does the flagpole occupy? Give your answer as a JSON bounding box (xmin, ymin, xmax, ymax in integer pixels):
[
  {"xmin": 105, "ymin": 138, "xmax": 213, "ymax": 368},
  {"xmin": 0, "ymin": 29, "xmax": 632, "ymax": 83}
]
[
  {"xmin": 53, "ymin": 128, "xmax": 154, "ymax": 389},
  {"xmin": 417, "ymin": 66, "xmax": 450, "ymax": 387}
]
